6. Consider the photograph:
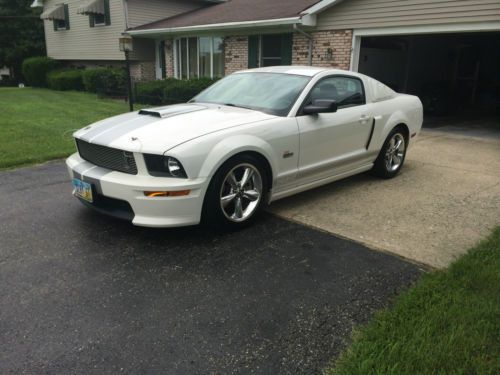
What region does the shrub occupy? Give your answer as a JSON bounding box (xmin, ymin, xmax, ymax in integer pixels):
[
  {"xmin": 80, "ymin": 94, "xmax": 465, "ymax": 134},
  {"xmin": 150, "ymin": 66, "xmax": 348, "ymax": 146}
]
[
  {"xmin": 135, "ymin": 77, "xmax": 218, "ymax": 105},
  {"xmin": 82, "ymin": 67, "xmax": 126, "ymax": 96},
  {"xmin": 163, "ymin": 78, "xmax": 217, "ymax": 105},
  {"xmin": 22, "ymin": 57, "xmax": 58, "ymax": 87},
  {"xmin": 134, "ymin": 78, "xmax": 177, "ymax": 105},
  {"xmin": 47, "ymin": 70, "xmax": 84, "ymax": 91}
]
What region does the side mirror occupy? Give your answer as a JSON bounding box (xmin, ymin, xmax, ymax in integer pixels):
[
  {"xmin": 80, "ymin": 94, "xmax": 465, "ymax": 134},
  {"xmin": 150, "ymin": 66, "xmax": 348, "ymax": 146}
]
[{"xmin": 302, "ymin": 99, "xmax": 338, "ymax": 115}]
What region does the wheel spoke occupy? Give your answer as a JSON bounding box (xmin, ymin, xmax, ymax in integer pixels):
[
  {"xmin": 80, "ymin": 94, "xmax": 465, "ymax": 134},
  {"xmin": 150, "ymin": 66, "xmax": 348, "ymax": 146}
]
[
  {"xmin": 389, "ymin": 138, "xmax": 395, "ymax": 150},
  {"xmin": 227, "ymin": 172, "xmax": 238, "ymax": 189},
  {"xmin": 240, "ymin": 167, "xmax": 254, "ymax": 187},
  {"xmin": 392, "ymin": 154, "xmax": 400, "ymax": 166},
  {"xmin": 396, "ymin": 139, "xmax": 404, "ymax": 150},
  {"xmin": 233, "ymin": 197, "xmax": 243, "ymax": 219},
  {"xmin": 243, "ymin": 189, "xmax": 260, "ymax": 202},
  {"xmin": 221, "ymin": 193, "xmax": 236, "ymax": 207}
]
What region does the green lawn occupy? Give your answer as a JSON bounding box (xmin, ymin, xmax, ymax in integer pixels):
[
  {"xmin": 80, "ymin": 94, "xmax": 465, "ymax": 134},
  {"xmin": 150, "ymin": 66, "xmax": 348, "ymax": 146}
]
[
  {"xmin": 0, "ymin": 88, "xmax": 137, "ymax": 169},
  {"xmin": 329, "ymin": 227, "xmax": 500, "ymax": 375}
]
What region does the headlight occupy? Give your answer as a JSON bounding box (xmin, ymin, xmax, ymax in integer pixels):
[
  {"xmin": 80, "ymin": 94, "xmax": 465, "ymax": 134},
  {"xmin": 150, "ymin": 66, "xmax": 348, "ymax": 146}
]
[{"xmin": 144, "ymin": 154, "xmax": 188, "ymax": 178}]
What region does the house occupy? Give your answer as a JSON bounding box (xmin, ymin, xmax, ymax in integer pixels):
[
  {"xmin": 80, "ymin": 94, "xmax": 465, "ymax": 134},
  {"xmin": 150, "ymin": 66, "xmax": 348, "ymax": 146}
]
[
  {"xmin": 35, "ymin": 0, "xmax": 500, "ymax": 115},
  {"xmin": 33, "ymin": 0, "xmax": 219, "ymax": 81}
]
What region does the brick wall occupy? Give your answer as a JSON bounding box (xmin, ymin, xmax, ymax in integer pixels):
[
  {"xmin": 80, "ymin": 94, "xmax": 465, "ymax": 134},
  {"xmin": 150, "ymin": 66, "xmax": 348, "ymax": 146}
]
[
  {"xmin": 292, "ymin": 30, "xmax": 353, "ymax": 70},
  {"xmin": 130, "ymin": 61, "xmax": 155, "ymax": 82},
  {"xmin": 224, "ymin": 36, "xmax": 248, "ymax": 75},
  {"xmin": 165, "ymin": 39, "xmax": 175, "ymax": 78}
]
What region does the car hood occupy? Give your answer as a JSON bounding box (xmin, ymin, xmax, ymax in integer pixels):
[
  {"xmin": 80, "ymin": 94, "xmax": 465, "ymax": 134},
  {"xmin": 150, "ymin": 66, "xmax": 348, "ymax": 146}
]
[{"xmin": 74, "ymin": 103, "xmax": 275, "ymax": 154}]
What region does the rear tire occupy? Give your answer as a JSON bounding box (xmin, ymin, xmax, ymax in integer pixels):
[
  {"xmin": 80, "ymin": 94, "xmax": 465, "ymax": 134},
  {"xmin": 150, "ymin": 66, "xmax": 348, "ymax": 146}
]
[
  {"xmin": 371, "ymin": 127, "xmax": 408, "ymax": 179},
  {"xmin": 202, "ymin": 154, "xmax": 268, "ymax": 231}
]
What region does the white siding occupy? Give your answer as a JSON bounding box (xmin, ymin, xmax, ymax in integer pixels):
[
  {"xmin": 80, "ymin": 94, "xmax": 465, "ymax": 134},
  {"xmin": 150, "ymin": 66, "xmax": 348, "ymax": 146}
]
[
  {"xmin": 126, "ymin": 0, "xmax": 203, "ymax": 29},
  {"xmin": 317, "ymin": 0, "xmax": 500, "ymax": 30},
  {"xmin": 43, "ymin": 0, "xmax": 128, "ymax": 61},
  {"xmin": 42, "ymin": 0, "xmax": 205, "ymax": 61}
]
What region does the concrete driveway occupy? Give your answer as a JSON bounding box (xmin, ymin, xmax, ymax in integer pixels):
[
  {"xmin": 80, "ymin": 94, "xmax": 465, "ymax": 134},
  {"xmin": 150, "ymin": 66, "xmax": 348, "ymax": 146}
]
[{"xmin": 271, "ymin": 127, "xmax": 500, "ymax": 268}]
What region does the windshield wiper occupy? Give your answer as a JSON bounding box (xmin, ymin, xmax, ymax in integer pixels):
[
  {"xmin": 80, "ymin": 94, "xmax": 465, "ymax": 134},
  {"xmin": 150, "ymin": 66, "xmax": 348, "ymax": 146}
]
[{"xmin": 223, "ymin": 103, "xmax": 254, "ymax": 110}]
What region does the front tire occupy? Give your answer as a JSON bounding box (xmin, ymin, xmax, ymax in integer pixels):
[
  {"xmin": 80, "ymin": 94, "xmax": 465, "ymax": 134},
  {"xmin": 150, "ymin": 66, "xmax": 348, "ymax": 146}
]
[
  {"xmin": 372, "ymin": 127, "xmax": 407, "ymax": 179},
  {"xmin": 202, "ymin": 154, "xmax": 268, "ymax": 230}
]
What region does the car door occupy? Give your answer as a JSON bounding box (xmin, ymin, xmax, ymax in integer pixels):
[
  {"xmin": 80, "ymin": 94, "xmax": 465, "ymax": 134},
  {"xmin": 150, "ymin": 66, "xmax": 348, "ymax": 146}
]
[{"xmin": 295, "ymin": 75, "xmax": 374, "ymax": 184}]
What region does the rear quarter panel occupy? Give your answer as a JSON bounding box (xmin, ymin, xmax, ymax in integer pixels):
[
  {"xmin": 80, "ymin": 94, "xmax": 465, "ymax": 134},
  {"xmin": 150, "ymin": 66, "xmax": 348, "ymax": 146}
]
[{"xmin": 368, "ymin": 94, "xmax": 423, "ymax": 153}]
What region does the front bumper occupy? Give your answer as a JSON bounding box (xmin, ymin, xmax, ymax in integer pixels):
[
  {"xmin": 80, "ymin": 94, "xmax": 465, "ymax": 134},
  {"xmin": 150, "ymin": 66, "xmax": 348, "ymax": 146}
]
[{"xmin": 66, "ymin": 153, "xmax": 209, "ymax": 227}]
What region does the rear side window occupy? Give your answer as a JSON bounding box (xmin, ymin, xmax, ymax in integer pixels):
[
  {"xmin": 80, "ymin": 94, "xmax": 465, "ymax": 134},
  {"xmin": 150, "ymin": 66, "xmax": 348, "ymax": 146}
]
[{"xmin": 308, "ymin": 76, "xmax": 365, "ymax": 109}]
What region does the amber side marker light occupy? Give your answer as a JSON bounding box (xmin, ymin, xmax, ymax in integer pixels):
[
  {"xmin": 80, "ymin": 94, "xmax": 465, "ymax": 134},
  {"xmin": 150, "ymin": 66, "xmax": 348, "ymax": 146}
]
[{"xmin": 144, "ymin": 190, "xmax": 190, "ymax": 197}]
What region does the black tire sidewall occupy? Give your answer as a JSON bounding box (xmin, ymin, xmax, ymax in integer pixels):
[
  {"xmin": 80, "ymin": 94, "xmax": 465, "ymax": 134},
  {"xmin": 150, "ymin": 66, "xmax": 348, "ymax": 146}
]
[{"xmin": 202, "ymin": 154, "xmax": 268, "ymax": 230}]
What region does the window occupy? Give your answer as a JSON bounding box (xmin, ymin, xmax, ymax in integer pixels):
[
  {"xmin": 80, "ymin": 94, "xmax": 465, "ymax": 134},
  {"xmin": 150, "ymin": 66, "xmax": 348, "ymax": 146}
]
[
  {"xmin": 88, "ymin": 0, "xmax": 111, "ymax": 27},
  {"xmin": 175, "ymin": 37, "xmax": 225, "ymax": 79},
  {"xmin": 248, "ymin": 34, "xmax": 293, "ymax": 68},
  {"xmin": 308, "ymin": 76, "xmax": 365, "ymax": 109},
  {"xmin": 53, "ymin": 4, "xmax": 70, "ymax": 31}
]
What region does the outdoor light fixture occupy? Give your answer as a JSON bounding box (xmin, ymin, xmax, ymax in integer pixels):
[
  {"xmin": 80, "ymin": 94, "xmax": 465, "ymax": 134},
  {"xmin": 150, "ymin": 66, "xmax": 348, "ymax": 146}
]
[
  {"xmin": 119, "ymin": 35, "xmax": 134, "ymax": 112},
  {"xmin": 119, "ymin": 36, "xmax": 134, "ymax": 53}
]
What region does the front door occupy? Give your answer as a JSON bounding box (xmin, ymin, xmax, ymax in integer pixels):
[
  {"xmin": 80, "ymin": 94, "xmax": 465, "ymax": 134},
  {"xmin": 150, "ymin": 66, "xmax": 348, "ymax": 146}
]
[{"xmin": 296, "ymin": 75, "xmax": 373, "ymax": 184}]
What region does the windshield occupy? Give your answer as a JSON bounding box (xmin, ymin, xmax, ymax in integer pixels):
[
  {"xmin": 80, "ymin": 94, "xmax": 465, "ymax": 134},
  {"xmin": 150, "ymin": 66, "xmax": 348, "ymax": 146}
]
[{"xmin": 191, "ymin": 73, "xmax": 311, "ymax": 116}]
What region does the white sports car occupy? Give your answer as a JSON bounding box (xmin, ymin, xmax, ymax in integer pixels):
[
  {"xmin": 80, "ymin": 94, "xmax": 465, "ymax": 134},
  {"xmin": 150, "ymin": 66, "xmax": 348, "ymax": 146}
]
[{"xmin": 67, "ymin": 66, "xmax": 423, "ymax": 229}]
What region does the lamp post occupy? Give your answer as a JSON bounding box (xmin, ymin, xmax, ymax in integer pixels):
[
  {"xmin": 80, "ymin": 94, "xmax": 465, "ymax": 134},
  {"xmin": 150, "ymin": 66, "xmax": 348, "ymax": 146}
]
[{"xmin": 119, "ymin": 36, "xmax": 134, "ymax": 112}]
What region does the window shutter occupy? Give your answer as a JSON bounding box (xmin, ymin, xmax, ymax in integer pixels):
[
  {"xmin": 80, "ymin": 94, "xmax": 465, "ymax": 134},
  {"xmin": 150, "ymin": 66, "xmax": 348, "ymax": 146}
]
[
  {"xmin": 64, "ymin": 4, "xmax": 70, "ymax": 30},
  {"xmin": 248, "ymin": 36, "xmax": 259, "ymax": 68},
  {"xmin": 89, "ymin": 14, "xmax": 95, "ymax": 28},
  {"xmin": 53, "ymin": 20, "xmax": 57, "ymax": 31},
  {"xmin": 104, "ymin": 0, "xmax": 111, "ymax": 25},
  {"xmin": 281, "ymin": 33, "xmax": 293, "ymax": 65}
]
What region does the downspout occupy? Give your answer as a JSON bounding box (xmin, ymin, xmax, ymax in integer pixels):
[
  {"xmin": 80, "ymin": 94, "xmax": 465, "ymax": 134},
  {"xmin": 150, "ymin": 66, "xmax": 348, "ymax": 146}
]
[{"xmin": 293, "ymin": 24, "xmax": 313, "ymax": 66}]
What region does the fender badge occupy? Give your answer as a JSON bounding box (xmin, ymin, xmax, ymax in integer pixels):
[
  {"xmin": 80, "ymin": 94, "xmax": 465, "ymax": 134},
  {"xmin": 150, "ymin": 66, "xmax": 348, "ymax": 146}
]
[{"xmin": 283, "ymin": 151, "xmax": 294, "ymax": 159}]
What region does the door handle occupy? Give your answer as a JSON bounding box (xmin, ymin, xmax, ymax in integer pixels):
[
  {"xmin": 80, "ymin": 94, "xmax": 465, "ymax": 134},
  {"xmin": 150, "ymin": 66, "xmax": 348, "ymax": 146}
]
[{"xmin": 359, "ymin": 115, "xmax": 370, "ymax": 123}]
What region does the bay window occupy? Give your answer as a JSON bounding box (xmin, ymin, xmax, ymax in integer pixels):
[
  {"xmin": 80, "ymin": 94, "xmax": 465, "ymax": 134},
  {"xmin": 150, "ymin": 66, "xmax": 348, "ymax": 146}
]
[{"xmin": 175, "ymin": 37, "xmax": 224, "ymax": 79}]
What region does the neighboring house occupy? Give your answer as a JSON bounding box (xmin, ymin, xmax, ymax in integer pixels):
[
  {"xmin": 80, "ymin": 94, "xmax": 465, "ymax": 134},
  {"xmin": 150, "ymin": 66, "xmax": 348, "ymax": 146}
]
[
  {"xmin": 33, "ymin": 0, "xmax": 217, "ymax": 81},
  {"xmin": 34, "ymin": 0, "xmax": 500, "ymax": 114}
]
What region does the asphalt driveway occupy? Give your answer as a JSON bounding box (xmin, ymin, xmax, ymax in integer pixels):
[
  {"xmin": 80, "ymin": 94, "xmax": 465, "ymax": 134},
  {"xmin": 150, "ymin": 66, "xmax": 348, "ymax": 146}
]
[
  {"xmin": 0, "ymin": 162, "xmax": 421, "ymax": 374},
  {"xmin": 272, "ymin": 127, "xmax": 500, "ymax": 268}
]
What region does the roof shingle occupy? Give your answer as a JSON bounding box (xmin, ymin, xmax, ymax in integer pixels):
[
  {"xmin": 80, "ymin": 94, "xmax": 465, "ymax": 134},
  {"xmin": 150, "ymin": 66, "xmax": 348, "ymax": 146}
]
[{"xmin": 129, "ymin": 0, "xmax": 322, "ymax": 31}]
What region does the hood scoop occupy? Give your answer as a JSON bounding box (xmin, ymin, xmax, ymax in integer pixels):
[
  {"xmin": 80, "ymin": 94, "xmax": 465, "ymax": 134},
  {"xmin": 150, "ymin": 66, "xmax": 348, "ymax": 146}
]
[{"xmin": 138, "ymin": 104, "xmax": 207, "ymax": 119}]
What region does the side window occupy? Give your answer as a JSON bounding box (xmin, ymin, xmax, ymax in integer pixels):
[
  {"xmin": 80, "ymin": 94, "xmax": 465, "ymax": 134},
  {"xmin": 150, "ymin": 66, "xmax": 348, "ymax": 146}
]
[
  {"xmin": 79, "ymin": 0, "xmax": 111, "ymax": 27},
  {"xmin": 308, "ymin": 76, "xmax": 365, "ymax": 109},
  {"xmin": 53, "ymin": 4, "xmax": 70, "ymax": 31}
]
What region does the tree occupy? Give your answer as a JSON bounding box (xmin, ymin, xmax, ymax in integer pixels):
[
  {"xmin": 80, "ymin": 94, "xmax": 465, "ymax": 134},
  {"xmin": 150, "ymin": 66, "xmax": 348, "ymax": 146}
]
[{"xmin": 0, "ymin": 0, "xmax": 45, "ymax": 81}]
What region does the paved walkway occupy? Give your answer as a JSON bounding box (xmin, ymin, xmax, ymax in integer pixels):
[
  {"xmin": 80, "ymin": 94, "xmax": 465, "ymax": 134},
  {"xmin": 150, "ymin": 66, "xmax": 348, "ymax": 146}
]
[{"xmin": 271, "ymin": 127, "xmax": 500, "ymax": 268}]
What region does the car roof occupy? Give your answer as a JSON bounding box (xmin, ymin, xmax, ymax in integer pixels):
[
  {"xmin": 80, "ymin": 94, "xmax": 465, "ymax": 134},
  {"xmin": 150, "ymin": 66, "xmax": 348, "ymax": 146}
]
[{"xmin": 236, "ymin": 65, "xmax": 356, "ymax": 77}]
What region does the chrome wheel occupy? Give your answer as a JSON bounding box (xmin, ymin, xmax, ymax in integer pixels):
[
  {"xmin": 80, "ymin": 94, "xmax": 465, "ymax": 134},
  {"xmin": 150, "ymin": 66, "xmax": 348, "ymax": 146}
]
[
  {"xmin": 219, "ymin": 163, "xmax": 263, "ymax": 222},
  {"xmin": 385, "ymin": 133, "xmax": 406, "ymax": 172}
]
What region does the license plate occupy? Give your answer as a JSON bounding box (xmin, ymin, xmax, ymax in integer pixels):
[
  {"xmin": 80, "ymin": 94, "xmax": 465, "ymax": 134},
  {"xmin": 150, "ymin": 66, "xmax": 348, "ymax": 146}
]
[{"xmin": 72, "ymin": 178, "xmax": 93, "ymax": 203}]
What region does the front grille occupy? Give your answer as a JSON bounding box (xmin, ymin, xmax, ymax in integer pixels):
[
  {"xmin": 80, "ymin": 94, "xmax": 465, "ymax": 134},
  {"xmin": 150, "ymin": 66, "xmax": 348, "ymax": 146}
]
[{"xmin": 76, "ymin": 139, "xmax": 138, "ymax": 175}]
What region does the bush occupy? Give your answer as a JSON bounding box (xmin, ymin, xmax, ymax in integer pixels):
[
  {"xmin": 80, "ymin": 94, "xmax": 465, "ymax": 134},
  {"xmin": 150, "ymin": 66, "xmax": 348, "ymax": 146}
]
[
  {"xmin": 135, "ymin": 77, "xmax": 218, "ymax": 105},
  {"xmin": 82, "ymin": 67, "xmax": 126, "ymax": 96},
  {"xmin": 47, "ymin": 70, "xmax": 84, "ymax": 91},
  {"xmin": 164, "ymin": 78, "xmax": 217, "ymax": 105},
  {"xmin": 22, "ymin": 57, "xmax": 58, "ymax": 87},
  {"xmin": 134, "ymin": 78, "xmax": 177, "ymax": 105}
]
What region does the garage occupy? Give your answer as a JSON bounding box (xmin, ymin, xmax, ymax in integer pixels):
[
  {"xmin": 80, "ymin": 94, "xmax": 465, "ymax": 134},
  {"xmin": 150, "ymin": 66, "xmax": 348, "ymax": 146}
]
[{"xmin": 354, "ymin": 31, "xmax": 500, "ymax": 127}]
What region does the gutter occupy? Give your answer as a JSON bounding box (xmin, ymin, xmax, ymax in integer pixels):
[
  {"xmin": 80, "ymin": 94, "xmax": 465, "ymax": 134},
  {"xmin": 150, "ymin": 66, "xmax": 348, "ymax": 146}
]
[
  {"xmin": 128, "ymin": 16, "xmax": 312, "ymax": 36},
  {"xmin": 293, "ymin": 24, "xmax": 313, "ymax": 66}
]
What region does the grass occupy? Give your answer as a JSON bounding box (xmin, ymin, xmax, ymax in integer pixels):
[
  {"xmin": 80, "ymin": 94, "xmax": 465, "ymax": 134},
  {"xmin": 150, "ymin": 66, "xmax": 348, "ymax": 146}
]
[
  {"xmin": 0, "ymin": 87, "xmax": 139, "ymax": 169},
  {"xmin": 328, "ymin": 227, "xmax": 500, "ymax": 375}
]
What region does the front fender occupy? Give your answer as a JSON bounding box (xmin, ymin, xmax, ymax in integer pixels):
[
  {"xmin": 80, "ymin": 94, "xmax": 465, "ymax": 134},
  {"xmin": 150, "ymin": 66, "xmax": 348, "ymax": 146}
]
[
  {"xmin": 167, "ymin": 134, "xmax": 279, "ymax": 184},
  {"xmin": 199, "ymin": 135, "xmax": 278, "ymax": 181}
]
